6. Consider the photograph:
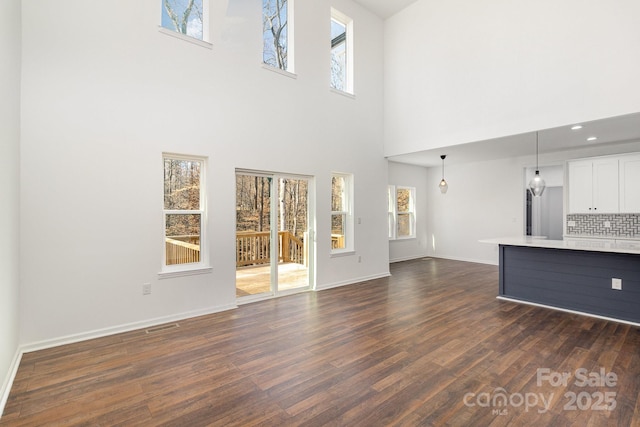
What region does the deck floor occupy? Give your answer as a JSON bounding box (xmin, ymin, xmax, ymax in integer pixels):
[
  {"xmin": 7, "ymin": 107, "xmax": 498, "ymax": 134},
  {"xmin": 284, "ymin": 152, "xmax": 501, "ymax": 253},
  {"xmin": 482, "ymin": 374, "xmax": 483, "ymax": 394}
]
[{"xmin": 235, "ymin": 262, "xmax": 309, "ymax": 297}]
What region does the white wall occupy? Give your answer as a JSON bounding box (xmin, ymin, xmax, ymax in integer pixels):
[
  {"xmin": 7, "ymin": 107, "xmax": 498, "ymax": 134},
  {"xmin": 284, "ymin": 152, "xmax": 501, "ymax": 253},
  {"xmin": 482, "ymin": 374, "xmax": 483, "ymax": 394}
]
[
  {"xmin": 384, "ymin": 0, "xmax": 640, "ymax": 156},
  {"xmin": 0, "ymin": 0, "xmax": 22, "ymax": 410},
  {"xmin": 427, "ymin": 141, "xmax": 640, "ymax": 265},
  {"xmin": 19, "ymin": 0, "xmax": 388, "ymax": 346},
  {"xmin": 427, "ymin": 157, "xmax": 524, "ymax": 264},
  {"xmin": 388, "ymin": 161, "xmax": 429, "ymax": 262},
  {"xmin": 525, "ymin": 165, "xmax": 564, "ymax": 188}
]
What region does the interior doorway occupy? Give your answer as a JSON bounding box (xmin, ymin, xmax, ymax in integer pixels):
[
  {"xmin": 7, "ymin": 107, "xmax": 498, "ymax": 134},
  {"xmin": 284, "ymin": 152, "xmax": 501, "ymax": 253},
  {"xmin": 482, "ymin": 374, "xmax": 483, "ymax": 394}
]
[
  {"xmin": 526, "ymin": 187, "xmax": 564, "ymax": 240},
  {"xmin": 235, "ymin": 171, "xmax": 313, "ymax": 302},
  {"xmin": 525, "ymin": 165, "xmax": 564, "ymax": 240}
]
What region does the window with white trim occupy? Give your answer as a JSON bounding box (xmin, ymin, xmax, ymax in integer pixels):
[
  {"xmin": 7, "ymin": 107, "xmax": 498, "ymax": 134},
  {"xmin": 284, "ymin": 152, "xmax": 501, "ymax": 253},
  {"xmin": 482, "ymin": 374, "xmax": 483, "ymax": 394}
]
[
  {"xmin": 161, "ymin": 0, "xmax": 208, "ymax": 42},
  {"xmin": 163, "ymin": 154, "xmax": 207, "ymax": 270},
  {"xmin": 330, "ymin": 9, "xmax": 353, "ymax": 94},
  {"xmin": 263, "ymin": 0, "xmax": 294, "ymax": 73},
  {"xmin": 396, "ymin": 186, "xmax": 416, "ymax": 239},
  {"xmin": 388, "ymin": 185, "xmax": 396, "ymax": 239},
  {"xmin": 331, "ymin": 173, "xmax": 354, "ymax": 253}
]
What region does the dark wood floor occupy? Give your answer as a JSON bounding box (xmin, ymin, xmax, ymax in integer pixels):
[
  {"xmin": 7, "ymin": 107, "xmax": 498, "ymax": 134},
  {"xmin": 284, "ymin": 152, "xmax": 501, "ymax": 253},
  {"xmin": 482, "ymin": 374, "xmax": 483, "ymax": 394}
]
[{"xmin": 2, "ymin": 258, "xmax": 640, "ymax": 426}]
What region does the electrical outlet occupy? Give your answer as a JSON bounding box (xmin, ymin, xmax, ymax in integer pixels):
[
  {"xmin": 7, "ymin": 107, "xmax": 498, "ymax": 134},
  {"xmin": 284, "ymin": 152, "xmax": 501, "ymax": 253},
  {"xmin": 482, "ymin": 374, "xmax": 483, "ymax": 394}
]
[
  {"xmin": 358, "ymin": 256, "xmax": 362, "ymax": 263},
  {"xmin": 143, "ymin": 283, "xmax": 151, "ymax": 295},
  {"xmin": 612, "ymin": 278, "xmax": 622, "ymax": 291}
]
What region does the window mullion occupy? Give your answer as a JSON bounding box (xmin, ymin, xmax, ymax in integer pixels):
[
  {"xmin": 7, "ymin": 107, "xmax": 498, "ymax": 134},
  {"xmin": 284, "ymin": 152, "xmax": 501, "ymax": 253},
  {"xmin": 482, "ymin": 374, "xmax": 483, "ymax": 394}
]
[{"xmin": 164, "ymin": 209, "xmax": 203, "ymax": 215}]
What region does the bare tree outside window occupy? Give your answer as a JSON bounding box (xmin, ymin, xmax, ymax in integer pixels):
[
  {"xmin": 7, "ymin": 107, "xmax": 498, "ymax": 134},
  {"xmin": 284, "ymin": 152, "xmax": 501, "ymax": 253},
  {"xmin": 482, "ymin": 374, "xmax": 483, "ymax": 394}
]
[
  {"xmin": 263, "ymin": 0, "xmax": 288, "ymax": 70},
  {"xmin": 331, "ymin": 175, "xmax": 348, "ymax": 250},
  {"xmin": 162, "ymin": 0, "xmax": 204, "ymax": 40},
  {"xmin": 396, "ymin": 187, "xmax": 415, "ymax": 238},
  {"xmin": 330, "ymin": 19, "xmax": 346, "ymax": 90},
  {"xmin": 235, "ymin": 175, "xmax": 307, "ymax": 240},
  {"xmin": 163, "ymin": 157, "xmax": 203, "ymax": 266}
]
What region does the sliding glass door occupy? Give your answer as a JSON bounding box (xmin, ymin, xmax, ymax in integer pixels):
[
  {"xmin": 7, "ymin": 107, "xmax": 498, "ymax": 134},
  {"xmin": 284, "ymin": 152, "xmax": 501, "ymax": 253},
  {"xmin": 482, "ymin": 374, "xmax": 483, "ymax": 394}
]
[{"xmin": 235, "ymin": 171, "xmax": 312, "ymax": 301}]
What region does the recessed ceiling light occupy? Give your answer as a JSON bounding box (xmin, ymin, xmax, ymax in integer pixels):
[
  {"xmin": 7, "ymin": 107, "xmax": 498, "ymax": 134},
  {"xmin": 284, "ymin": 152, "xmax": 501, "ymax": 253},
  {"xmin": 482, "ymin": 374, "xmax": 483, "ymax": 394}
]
[
  {"xmin": 571, "ymin": 125, "xmax": 583, "ymax": 130},
  {"xmin": 587, "ymin": 136, "xmax": 598, "ymax": 141}
]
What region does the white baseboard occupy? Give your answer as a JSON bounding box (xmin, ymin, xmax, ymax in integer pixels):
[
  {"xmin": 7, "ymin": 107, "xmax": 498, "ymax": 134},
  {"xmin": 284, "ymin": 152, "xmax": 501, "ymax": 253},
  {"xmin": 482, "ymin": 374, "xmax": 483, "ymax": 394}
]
[
  {"xmin": 1, "ymin": 304, "xmax": 237, "ymax": 419},
  {"xmin": 390, "ymin": 254, "xmax": 497, "ymax": 266},
  {"xmin": 430, "ymin": 254, "xmax": 498, "ymax": 266},
  {"xmin": 389, "ymin": 254, "xmax": 429, "ymax": 263},
  {"xmin": 315, "ymin": 271, "xmax": 391, "ymax": 291},
  {"xmin": 20, "ymin": 303, "xmax": 237, "ymax": 354},
  {"xmin": 0, "ymin": 348, "xmax": 22, "ymax": 418}
]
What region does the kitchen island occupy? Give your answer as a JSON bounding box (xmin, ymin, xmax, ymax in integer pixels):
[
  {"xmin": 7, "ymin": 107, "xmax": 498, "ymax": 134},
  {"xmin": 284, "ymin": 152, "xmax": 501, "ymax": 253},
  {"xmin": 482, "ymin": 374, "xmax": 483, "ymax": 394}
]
[{"xmin": 481, "ymin": 237, "xmax": 640, "ymax": 325}]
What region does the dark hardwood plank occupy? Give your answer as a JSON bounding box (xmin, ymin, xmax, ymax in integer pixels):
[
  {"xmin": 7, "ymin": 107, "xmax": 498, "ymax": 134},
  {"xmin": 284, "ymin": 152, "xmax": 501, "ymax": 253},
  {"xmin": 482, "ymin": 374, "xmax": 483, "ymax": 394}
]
[{"xmin": 2, "ymin": 258, "xmax": 640, "ymax": 426}]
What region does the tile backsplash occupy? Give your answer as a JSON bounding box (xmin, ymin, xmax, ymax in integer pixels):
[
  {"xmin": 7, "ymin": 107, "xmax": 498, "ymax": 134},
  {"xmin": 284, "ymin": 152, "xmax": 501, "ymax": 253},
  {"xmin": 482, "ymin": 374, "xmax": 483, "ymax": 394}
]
[{"xmin": 566, "ymin": 214, "xmax": 640, "ymax": 238}]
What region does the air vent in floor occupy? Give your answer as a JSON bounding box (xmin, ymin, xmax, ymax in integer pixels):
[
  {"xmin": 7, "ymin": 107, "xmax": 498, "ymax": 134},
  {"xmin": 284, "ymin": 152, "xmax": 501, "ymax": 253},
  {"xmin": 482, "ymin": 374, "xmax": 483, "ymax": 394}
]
[{"xmin": 145, "ymin": 323, "xmax": 180, "ymax": 334}]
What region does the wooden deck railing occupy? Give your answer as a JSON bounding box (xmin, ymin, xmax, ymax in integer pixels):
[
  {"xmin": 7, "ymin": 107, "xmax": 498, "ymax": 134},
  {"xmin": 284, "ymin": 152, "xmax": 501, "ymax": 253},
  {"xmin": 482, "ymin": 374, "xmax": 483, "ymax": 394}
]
[
  {"xmin": 331, "ymin": 234, "xmax": 345, "ymax": 250},
  {"xmin": 166, "ymin": 237, "xmax": 200, "ymax": 265},
  {"xmin": 165, "ymin": 231, "xmax": 308, "ymax": 268},
  {"xmin": 236, "ymin": 231, "xmax": 305, "ymax": 267}
]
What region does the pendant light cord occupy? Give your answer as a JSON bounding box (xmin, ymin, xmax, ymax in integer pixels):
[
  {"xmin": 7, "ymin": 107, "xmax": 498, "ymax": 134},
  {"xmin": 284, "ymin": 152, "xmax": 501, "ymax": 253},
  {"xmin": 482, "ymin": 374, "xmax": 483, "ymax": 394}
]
[{"xmin": 536, "ymin": 132, "xmax": 539, "ymax": 170}]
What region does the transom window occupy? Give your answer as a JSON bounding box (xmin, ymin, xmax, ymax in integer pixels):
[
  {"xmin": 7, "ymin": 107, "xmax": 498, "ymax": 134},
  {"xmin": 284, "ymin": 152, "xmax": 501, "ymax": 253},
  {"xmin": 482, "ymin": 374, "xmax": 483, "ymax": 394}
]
[
  {"xmin": 263, "ymin": 0, "xmax": 294, "ymax": 73},
  {"xmin": 331, "ymin": 173, "xmax": 354, "ymax": 253},
  {"xmin": 163, "ymin": 154, "xmax": 207, "ymax": 270},
  {"xmin": 161, "ymin": 0, "xmax": 207, "ymax": 41},
  {"xmin": 330, "ymin": 9, "xmax": 353, "ymax": 94}
]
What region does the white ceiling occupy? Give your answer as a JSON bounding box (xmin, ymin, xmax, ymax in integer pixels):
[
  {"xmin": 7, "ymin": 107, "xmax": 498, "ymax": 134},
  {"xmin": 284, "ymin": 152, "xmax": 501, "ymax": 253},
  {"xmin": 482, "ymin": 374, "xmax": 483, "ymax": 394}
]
[
  {"xmin": 387, "ymin": 112, "xmax": 640, "ymax": 167},
  {"xmin": 353, "ymin": 0, "xmax": 419, "ymax": 19}
]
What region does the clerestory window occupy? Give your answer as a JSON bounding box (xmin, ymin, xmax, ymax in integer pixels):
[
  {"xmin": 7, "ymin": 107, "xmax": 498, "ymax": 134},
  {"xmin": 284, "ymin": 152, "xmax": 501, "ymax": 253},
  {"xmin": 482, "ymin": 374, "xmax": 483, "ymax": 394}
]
[
  {"xmin": 330, "ymin": 9, "xmax": 353, "ymax": 94},
  {"xmin": 161, "ymin": 0, "xmax": 208, "ymax": 42},
  {"xmin": 263, "ymin": 0, "xmax": 294, "ymax": 73}
]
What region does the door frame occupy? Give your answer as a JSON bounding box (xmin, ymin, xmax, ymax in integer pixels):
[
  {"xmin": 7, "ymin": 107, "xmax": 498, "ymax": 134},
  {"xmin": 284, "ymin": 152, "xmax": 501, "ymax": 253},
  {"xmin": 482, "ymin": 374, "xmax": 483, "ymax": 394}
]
[{"xmin": 235, "ymin": 169, "xmax": 315, "ymax": 303}]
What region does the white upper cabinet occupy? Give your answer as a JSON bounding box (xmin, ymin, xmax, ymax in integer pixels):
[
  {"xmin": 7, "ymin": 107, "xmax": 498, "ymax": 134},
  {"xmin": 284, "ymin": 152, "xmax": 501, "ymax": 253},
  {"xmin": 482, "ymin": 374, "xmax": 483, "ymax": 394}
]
[
  {"xmin": 619, "ymin": 154, "xmax": 640, "ymax": 213},
  {"xmin": 568, "ymin": 157, "xmax": 619, "ymax": 214},
  {"xmin": 592, "ymin": 158, "xmax": 620, "ymax": 213},
  {"xmin": 568, "ymin": 160, "xmax": 595, "ymax": 213}
]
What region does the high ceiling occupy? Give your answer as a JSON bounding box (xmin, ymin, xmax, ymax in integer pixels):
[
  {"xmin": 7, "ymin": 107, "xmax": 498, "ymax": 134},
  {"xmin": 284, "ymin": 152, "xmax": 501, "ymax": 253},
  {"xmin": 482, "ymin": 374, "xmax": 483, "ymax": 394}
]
[
  {"xmin": 387, "ymin": 112, "xmax": 640, "ymax": 167},
  {"xmin": 350, "ymin": 1, "xmax": 640, "ymax": 168},
  {"xmin": 353, "ymin": 0, "xmax": 419, "ymax": 19}
]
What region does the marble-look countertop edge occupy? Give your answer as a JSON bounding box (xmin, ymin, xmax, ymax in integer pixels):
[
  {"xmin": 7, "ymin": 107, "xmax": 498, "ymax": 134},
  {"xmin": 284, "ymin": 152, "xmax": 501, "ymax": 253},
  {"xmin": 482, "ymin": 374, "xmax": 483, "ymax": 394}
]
[{"xmin": 479, "ymin": 237, "xmax": 640, "ymax": 255}]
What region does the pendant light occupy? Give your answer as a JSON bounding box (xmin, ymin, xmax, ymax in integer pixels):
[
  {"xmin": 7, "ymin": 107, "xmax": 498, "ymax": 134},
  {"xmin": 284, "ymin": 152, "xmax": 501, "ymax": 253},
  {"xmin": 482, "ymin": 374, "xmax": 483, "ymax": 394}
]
[
  {"xmin": 528, "ymin": 132, "xmax": 546, "ymax": 197},
  {"xmin": 439, "ymin": 155, "xmax": 448, "ymax": 194}
]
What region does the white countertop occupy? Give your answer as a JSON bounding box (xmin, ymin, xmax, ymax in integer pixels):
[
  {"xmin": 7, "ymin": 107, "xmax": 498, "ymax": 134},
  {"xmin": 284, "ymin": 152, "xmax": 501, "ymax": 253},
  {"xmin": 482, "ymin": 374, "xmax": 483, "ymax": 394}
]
[{"xmin": 480, "ymin": 236, "xmax": 640, "ymax": 255}]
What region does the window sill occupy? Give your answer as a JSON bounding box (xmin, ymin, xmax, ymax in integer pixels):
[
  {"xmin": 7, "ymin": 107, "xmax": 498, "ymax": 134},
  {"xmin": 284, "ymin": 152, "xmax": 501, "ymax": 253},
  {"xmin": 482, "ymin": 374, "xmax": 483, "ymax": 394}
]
[
  {"xmin": 330, "ymin": 250, "xmax": 356, "ymax": 258},
  {"xmin": 261, "ymin": 64, "xmax": 297, "ymax": 79},
  {"xmin": 329, "ymin": 87, "xmax": 355, "ymax": 99},
  {"xmin": 158, "ymin": 27, "xmax": 213, "ymax": 49},
  {"xmin": 158, "ymin": 266, "xmax": 213, "ymax": 280}
]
